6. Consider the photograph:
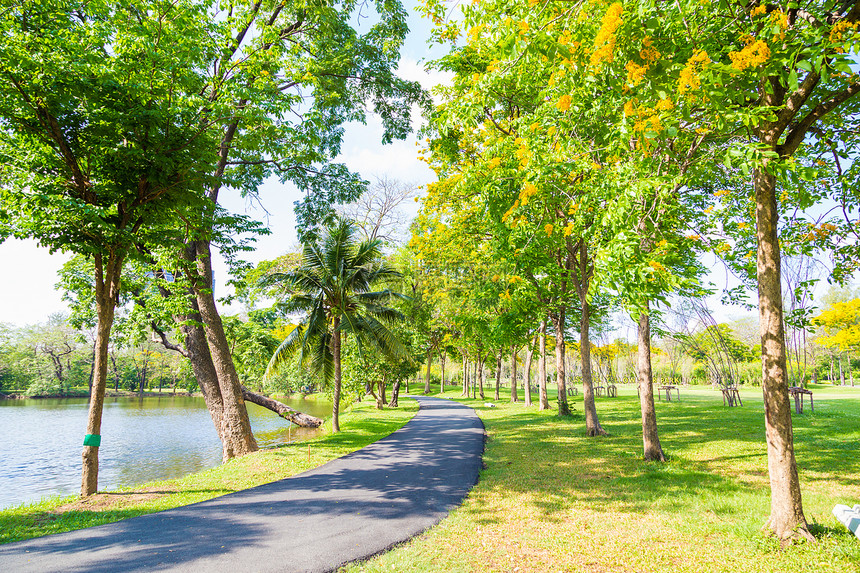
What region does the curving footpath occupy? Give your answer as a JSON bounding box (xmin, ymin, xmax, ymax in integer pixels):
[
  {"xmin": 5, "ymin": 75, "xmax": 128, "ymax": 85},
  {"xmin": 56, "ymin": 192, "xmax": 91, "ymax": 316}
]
[{"xmin": 0, "ymin": 396, "xmax": 484, "ymax": 573}]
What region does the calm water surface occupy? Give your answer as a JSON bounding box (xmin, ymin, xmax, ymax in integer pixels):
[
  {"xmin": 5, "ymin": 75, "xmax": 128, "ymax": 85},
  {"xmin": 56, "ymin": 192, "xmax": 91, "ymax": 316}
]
[{"xmin": 0, "ymin": 395, "xmax": 331, "ymax": 509}]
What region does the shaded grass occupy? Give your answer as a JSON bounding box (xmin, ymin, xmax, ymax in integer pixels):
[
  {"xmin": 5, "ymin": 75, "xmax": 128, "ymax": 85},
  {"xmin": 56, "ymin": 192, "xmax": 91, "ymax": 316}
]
[
  {"xmin": 0, "ymin": 399, "xmax": 418, "ymax": 545},
  {"xmin": 344, "ymin": 383, "xmax": 860, "ymax": 573}
]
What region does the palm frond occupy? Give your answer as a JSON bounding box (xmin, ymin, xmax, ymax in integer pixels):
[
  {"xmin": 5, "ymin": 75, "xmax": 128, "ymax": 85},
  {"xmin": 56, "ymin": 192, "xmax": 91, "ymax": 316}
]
[{"xmin": 264, "ymin": 322, "xmax": 306, "ymax": 379}]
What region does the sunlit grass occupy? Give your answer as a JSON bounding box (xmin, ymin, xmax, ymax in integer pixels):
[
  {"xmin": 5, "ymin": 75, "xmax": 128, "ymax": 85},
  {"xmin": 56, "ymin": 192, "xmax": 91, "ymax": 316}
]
[
  {"xmin": 345, "ymin": 382, "xmax": 860, "ymax": 573},
  {"xmin": 0, "ymin": 398, "xmax": 418, "ymax": 545}
]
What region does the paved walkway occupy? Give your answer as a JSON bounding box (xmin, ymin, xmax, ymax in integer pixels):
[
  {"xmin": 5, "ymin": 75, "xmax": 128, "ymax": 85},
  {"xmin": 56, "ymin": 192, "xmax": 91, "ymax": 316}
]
[{"xmin": 0, "ymin": 396, "xmax": 484, "ymax": 573}]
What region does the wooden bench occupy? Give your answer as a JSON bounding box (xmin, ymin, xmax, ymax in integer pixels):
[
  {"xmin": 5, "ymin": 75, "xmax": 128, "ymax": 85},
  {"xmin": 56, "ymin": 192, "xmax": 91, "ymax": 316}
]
[
  {"xmin": 722, "ymin": 386, "xmax": 742, "ymax": 407},
  {"xmin": 606, "ymin": 383, "xmax": 617, "ymax": 398},
  {"xmin": 788, "ymin": 386, "xmax": 813, "ymax": 414},
  {"xmin": 658, "ymin": 385, "xmax": 680, "ymax": 402}
]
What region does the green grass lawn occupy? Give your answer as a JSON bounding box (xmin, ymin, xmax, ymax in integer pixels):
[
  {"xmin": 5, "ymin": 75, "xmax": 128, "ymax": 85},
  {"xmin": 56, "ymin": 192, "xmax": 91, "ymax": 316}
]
[
  {"xmin": 0, "ymin": 398, "xmax": 418, "ymax": 545},
  {"xmin": 344, "ymin": 382, "xmax": 860, "ymax": 573}
]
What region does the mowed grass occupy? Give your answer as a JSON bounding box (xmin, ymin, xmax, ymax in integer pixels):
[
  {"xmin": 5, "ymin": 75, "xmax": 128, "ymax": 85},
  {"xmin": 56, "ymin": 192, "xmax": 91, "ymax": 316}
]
[
  {"xmin": 344, "ymin": 383, "xmax": 860, "ymax": 573},
  {"xmin": 0, "ymin": 398, "xmax": 418, "ymax": 545}
]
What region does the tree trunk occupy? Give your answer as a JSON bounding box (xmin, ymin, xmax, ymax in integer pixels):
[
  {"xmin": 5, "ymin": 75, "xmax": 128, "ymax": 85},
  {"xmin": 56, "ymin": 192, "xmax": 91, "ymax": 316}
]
[
  {"xmin": 524, "ymin": 336, "xmax": 534, "ymax": 407},
  {"xmin": 193, "ymin": 240, "xmax": 258, "ymax": 455},
  {"xmin": 539, "ymin": 320, "xmax": 549, "ymax": 410},
  {"xmin": 177, "ymin": 308, "xmax": 232, "ymax": 458},
  {"xmin": 551, "ymin": 311, "xmax": 571, "ymax": 416},
  {"xmin": 331, "ymin": 322, "xmax": 342, "ymax": 433},
  {"xmin": 388, "ymin": 380, "xmax": 400, "ymax": 407},
  {"xmin": 478, "ymin": 358, "xmax": 485, "ymax": 399},
  {"xmin": 81, "ymin": 251, "xmax": 123, "ymax": 497},
  {"xmin": 578, "ymin": 295, "xmax": 605, "ymax": 435},
  {"xmin": 461, "ymin": 354, "xmax": 468, "ymax": 397},
  {"xmin": 241, "ymin": 388, "xmax": 323, "ymax": 427},
  {"xmin": 494, "ymin": 350, "xmax": 502, "ymax": 401},
  {"xmin": 510, "ymin": 348, "xmax": 519, "ymax": 402},
  {"xmin": 839, "ymin": 353, "xmax": 845, "ymax": 385},
  {"xmin": 424, "ymin": 347, "xmax": 433, "ymax": 394},
  {"xmin": 755, "ymin": 166, "xmax": 810, "ymax": 540},
  {"xmin": 440, "ymin": 353, "xmax": 446, "ymax": 391},
  {"xmin": 637, "ymin": 307, "xmax": 665, "ymax": 461}
]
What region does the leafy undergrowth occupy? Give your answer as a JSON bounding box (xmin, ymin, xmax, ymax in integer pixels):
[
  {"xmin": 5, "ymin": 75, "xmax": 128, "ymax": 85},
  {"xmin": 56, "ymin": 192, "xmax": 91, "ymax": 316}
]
[
  {"xmin": 344, "ymin": 384, "xmax": 860, "ymax": 573},
  {"xmin": 0, "ymin": 398, "xmax": 418, "ymax": 545}
]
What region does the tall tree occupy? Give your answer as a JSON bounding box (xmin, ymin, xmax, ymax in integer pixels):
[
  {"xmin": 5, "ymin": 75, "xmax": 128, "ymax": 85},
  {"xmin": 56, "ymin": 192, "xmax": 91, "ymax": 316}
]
[
  {"xmin": 0, "ymin": 0, "xmax": 215, "ymax": 496},
  {"xmin": 260, "ymin": 220, "xmax": 405, "ymax": 432}
]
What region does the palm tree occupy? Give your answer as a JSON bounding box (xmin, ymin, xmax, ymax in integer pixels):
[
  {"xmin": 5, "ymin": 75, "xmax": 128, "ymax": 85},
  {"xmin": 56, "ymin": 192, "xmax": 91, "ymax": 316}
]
[{"xmin": 261, "ymin": 220, "xmax": 406, "ymax": 432}]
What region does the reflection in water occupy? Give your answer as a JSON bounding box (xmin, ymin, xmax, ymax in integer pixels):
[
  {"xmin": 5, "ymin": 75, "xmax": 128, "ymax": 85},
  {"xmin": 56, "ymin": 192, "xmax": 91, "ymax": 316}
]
[{"xmin": 0, "ymin": 395, "xmax": 330, "ymax": 509}]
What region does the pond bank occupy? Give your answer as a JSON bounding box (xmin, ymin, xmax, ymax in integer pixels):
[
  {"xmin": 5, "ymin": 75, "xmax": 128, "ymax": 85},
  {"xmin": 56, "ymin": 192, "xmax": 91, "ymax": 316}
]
[{"xmin": 0, "ymin": 399, "xmax": 419, "ymax": 545}]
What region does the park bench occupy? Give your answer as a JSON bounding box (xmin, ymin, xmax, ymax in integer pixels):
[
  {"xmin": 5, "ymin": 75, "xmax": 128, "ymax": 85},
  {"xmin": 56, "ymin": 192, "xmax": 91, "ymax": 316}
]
[
  {"xmin": 833, "ymin": 504, "xmax": 860, "ymax": 540},
  {"xmin": 657, "ymin": 384, "xmax": 680, "ymax": 402},
  {"xmin": 788, "ymin": 386, "xmax": 813, "ymax": 414},
  {"xmin": 566, "ymin": 385, "xmax": 579, "ymax": 397},
  {"xmin": 606, "ymin": 382, "xmax": 617, "ymax": 397},
  {"xmin": 595, "ymin": 383, "xmax": 605, "ymax": 396},
  {"xmin": 721, "ymin": 385, "xmax": 742, "ymax": 407}
]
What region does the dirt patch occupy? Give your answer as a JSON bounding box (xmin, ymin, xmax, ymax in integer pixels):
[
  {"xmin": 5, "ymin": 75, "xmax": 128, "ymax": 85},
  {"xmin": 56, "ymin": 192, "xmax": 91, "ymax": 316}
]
[{"xmin": 51, "ymin": 487, "xmax": 178, "ymax": 514}]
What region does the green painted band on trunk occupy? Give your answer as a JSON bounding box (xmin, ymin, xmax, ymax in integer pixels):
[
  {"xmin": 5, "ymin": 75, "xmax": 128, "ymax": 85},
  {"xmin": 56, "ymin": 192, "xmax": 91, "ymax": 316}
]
[{"xmin": 83, "ymin": 434, "xmax": 101, "ymax": 447}]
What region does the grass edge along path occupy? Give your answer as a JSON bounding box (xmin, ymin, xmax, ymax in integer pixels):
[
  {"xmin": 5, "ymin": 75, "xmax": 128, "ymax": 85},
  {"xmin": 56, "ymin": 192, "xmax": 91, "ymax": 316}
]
[
  {"xmin": 343, "ymin": 384, "xmax": 860, "ymax": 573},
  {"xmin": 0, "ymin": 398, "xmax": 419, "ymax": 545}
]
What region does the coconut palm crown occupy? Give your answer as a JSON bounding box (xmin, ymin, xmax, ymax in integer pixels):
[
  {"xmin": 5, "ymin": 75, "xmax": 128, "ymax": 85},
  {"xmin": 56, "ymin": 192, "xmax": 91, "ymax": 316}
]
[{"xmin": 260, "ymin": 219, "xmax": 406, "ymax": 432}]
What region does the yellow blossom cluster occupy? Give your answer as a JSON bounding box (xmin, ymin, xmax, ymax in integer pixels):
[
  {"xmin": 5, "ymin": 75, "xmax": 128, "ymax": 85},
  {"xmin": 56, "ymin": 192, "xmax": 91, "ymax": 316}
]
[
  {"xmin": 648, "ymin": 260, "xmax": 666, "ymax": 272},
  {"xmin": 639, "ymin": 37, "xmax": 661, "ymax": 63},
  {"xmin": 488, "ymin": 157, "xmax": 502, "ymax": 169},
  {"xmin": 557, "ymin": 94, "xmax": 571, "ymax": 112},
  {"xmin": 714, "ymin": 189, "xmax": 730, "ymax": 197},
  {"xmin": 678, "ymin": 49, "xmax": 710, "ymax": 95},
  {"xmin": 729, "ymin": 36, "xmax": 770, "ymax": 71},
  {"xmin": 544, "ymin": 223, "xmax": 554, "ymax": 236},
  {"xmin": 558, "ymin": 30, "xmax": 572, "ymax": 45},
  {"xmin": 519, "ymin": 181, "xmax": 538, "ymax": 205},
  {"xmin": 563, "ymin": 222, "xmax": 575, "ymax": 236},
  {"xmin": 656, "ymin": 98, "xmax": 674, "ymax": 111},
  {"xmin": 830, "ymin": 20, "xmax": 859, "ymax": 45},
  {"xmin": 770, "ymin": 9, "xmax": 789, "ymax": 40},
  {"xmin": 751, "ymin": 5, "xmax": 767, "ymax": 17},
  {"xmin": 625, "ymin": 60, "xmax": 647, "ymax": 85},
  {"xmin": 804, "ymin": 222, "xmax": 839, "ymax": 241},
  {"xmin": 590, "ymin": 3, "xmax": 623, "ymax": 68},
  {"xmin": 467, "ymin": 25, "xmax": 484, "ymax": 43}
]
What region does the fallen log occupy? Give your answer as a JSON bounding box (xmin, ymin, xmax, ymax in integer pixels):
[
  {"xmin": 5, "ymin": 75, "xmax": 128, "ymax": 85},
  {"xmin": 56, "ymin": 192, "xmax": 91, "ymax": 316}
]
[{"xmin": 242, "ymin": 387, "xmax": 324, "ymax": 428}]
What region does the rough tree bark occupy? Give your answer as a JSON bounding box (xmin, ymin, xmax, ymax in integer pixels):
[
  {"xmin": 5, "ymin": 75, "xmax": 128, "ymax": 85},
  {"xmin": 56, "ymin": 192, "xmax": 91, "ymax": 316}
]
[
  {"xmin": 242, "ymin": 389, "xmax": 323, "ymax": 427},
  {"xmin": 424, "ymin": 347, "xmax": 433, "ymax": 394},
  {"xmin": 461, "ymin": 353, "xmax": 468, "ymax": 397},
  {"xmin": 755, "ymin": 165, "xmax": 810, "ymax": 540},
  {"xmin": 388, "ymin": 380, "xmax": 400, "ymax": 407},
  {"xmin": 571, "ymin": 239, "xmax": 604, "ymax": 435},
  {"xmin": 551, "ymin": 310, "xmax": 571, "ymax": 416},
  {"xmin": 494, "ymin": 350, "xmax": 502, "ymax": 401},
  {"xmin": 524, "ymin": 335, "xmax": 535, "ymax": 407},
  {"xmin": 637, "ymin": 305, "xmax": 665, "ymax": 461},
  {"xmin": 510, "ymin": 348, "xmax": 519, "ymax": 402},
  {"xmin": 81, "ymin": 250, "xmax": 123, "ymax": 496},
  {"xmin": 331, "ymin": 319, "xmax": 342, "ymax": 433},
  {"xmin": 538, "ymin": 320, "xmax": 549, "ymax": 410},
  {"xmin": 193, "ymin": 240, "xmax": 258, "ymax": 455}
]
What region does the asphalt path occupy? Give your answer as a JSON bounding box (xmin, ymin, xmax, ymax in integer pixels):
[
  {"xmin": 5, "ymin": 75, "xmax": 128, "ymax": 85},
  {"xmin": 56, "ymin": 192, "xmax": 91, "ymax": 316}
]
[{"xmin": 0, "ymin": 396, "xmax": 484, "ymax": 573}]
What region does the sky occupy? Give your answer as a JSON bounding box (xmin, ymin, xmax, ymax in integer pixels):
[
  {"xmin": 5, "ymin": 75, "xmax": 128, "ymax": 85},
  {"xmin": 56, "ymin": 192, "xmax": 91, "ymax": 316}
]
[{"xmin": 0, "ymin": 2, "xmax": 450, "ymax": 328}]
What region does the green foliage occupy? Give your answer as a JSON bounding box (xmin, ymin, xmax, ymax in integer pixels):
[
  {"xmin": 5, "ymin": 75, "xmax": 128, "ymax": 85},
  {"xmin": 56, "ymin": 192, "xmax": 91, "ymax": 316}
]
[{"xmin": 261, "ymin": 219, "xmax": 407, "ymax": 402}]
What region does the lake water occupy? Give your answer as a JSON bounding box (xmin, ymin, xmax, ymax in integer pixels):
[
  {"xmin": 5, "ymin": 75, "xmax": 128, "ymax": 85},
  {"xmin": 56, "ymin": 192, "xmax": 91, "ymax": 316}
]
[{"xmin": 0, "ymin": 395, "xmax": 331, "ymax": 510}]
